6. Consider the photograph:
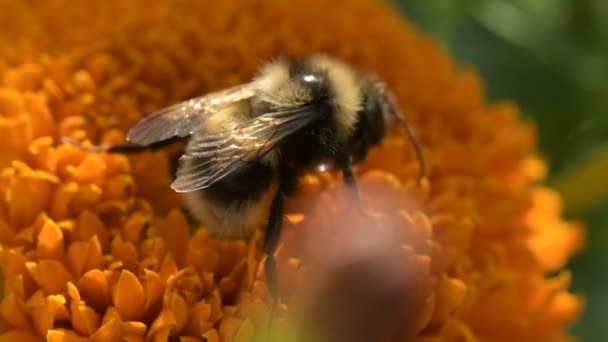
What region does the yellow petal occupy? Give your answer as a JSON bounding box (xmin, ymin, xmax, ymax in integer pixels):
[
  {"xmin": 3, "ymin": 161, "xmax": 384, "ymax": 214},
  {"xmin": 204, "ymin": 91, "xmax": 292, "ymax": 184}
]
[{"xmin": 112, "ymin": 270, "xmax": 145, "ymax": 321}]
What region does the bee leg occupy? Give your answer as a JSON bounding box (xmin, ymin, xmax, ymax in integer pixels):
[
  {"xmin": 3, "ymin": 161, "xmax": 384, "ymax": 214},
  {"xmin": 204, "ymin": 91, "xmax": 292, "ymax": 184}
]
[
  {"xmin": 263, "ymin": 189, "xmax": 286, "ymax": 333},
  {"xmin": 334, "ymin": 145, "xmax": 364, "ymax": 214}
]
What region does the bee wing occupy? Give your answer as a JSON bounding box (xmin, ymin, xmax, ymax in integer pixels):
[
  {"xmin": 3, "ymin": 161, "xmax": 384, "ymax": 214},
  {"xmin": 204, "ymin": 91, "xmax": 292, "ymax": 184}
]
[
  {"xmin": 126, "ymin": 83, "xmax": 257, "ymax": 145},
  {"xmin": 171, "ymin": 104, "xmax": 322, "ymax": 192}
]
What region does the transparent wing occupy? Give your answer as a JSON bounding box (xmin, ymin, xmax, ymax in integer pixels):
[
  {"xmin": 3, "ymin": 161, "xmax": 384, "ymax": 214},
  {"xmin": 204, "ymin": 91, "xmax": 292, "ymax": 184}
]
[
  {"xmin": 126, "ymin": 83, "xmax": 257, "ymax": 145},
  {"xmin": 171, "ymin": 104, "xmax": 322, "ymax": 192}
]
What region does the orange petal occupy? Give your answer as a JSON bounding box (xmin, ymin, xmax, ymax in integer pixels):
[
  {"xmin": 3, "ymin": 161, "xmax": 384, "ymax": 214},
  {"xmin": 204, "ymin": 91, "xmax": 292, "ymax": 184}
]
[
  {"xmin": 121, "ymin": 321, "xmax": 147, "ymax": 339},
  {"xmin": 202, "ymin": 329, "xmax": 219, "ymax": 342},
  {"xmin": 24, "ymin": 92, "xmax": 55, "ymax": 139},
  {"xmin": 180, "ymin": 337, "xmax": 201, "ymax": 342},
  {"xmin": 26, "ymin": 260, "xmax": 72, "ymax": 294},
  {"xmin": 67, "ymin": 283, "xmax": 101, "ymax": 336},
  {"xmin": 0, "ymin": 290, "xmax": 31, "ymax": 330},
  {"xmin": 0, "ymin": 330, "xmax": 41, "ymax": 342},
  {"xmin": 47, "ymin": 329, "xmax": 88, "ymax": 342},
  {"xmin": 50, "ymin": 182, "xmax": 79, "ymax": 221},
  {"xmin": 77, "ymin": 269, "xmax": 110, "ymax": 312},
  {"xmin": 433, "ymin": 276, "xmax": 467, "ymax": 325},
  {"xmin": 6, "ymin": 174, "xmax": 53, "ymax": 228},
  {"xmin": 0, "ymin": 248, "xmax": 29, "ymax": 277},
  {"xmin": 166, "ymin": 291, "xmax": 188, "ymax": 334},
  {"xmin": 142, "ymin": 269, "xmax": 164, "ymax": 318},
  {"xmin": 184, "ymin": 302, "xmax": 212, "ymax": 336},
  {"xmin": 111, "ymin": 237, "xmax": 139, "ymax": 272},
  {"xmin": 36, "ymin": 219, "xmax": 65, "ymax": 261},
  {"xmin": 0, "ymin": 217, "xmax": 15, "ymax": 244},
  {"xmin": 69, "ymin": 184, "xmax": 102, "ymax": 214},
  {"xmin": 238, "ymin": 299, "xmax": 269, "ymax": 328},
  {"xmin": 29, "ymin": 294, "xmax": 67, "ymax": 337},
  {"xmin": 146, "ymin": 309, "xmax": 175, "ymax": 342},
  {"xmin": 218, "ymin": 317, "xmax": 242, "ymax": 341},
  {"xmin": 71, "ymin": 302, "xmax": 101, "ymax": 336},
  {"xmin": 103, "ymin": 175, "xmax": 136, "ymax": 201},
  {"xmin": 159, "ymin": 253, "xmax": 178, "ymax": 284},
  {"xmin": 73, "ymin": 211, "xmax": 110, "ymax": 250},
  {"xmin": 233, "ymin": 318, "xmax": 254, "ymax": 342},
  {"xmin": 69, "ymin": 154, "xmax": 107, "ymax": 184},
  {"xmin": 66, "ymin": 235, "xmax": 103, "ymax": 277},
  {"xmin": 90, "ymin": 319, "xmax": 122, "ymax": 342},
  {"xmin": 159, "ymin": 209, "xmax": 190, "ymax": 267},
  {"xmin": 122, "ymin": 212, "xmax": 149, "ymax": 244},
  {"xmin": 112, "ymin": 270, "xmax": 145, "ymax": 321}
]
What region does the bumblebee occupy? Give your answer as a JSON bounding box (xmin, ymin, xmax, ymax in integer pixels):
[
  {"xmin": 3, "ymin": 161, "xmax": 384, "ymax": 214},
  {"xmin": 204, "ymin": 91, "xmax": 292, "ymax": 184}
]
[{"xmin": 70, "ymin": 55, "xmax": 425, "ymax": 313}]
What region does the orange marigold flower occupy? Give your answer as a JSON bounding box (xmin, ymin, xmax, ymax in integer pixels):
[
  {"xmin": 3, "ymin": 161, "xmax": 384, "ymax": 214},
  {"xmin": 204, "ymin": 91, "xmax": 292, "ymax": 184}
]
[{"xmin": 0, "ymin": 0, "xmax": 584, "ymax": 341}]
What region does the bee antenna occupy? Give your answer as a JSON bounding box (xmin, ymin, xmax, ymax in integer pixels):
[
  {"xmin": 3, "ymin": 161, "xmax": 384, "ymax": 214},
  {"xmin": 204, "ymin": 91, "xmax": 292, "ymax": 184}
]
[
  {"xmin": 61, "ymin": 137, "xmax": 106, "ymax": 152},
  {"xmin": 383, "ymin": 88, "xmax": 426, "ymax": 185}
]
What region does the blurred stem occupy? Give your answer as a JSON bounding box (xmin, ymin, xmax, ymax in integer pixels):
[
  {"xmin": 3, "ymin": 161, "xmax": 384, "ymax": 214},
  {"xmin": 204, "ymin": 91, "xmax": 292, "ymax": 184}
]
[{"xmin": 462, "ymin": 0, "xmax": 608, "ymax": 94}]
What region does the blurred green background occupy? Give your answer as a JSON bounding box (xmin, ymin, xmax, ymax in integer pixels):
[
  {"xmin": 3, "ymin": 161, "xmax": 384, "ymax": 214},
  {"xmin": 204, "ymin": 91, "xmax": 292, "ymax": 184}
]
[{"xmin": 395, "ymin": 0, "xmax": 608, "ymax": 340}]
